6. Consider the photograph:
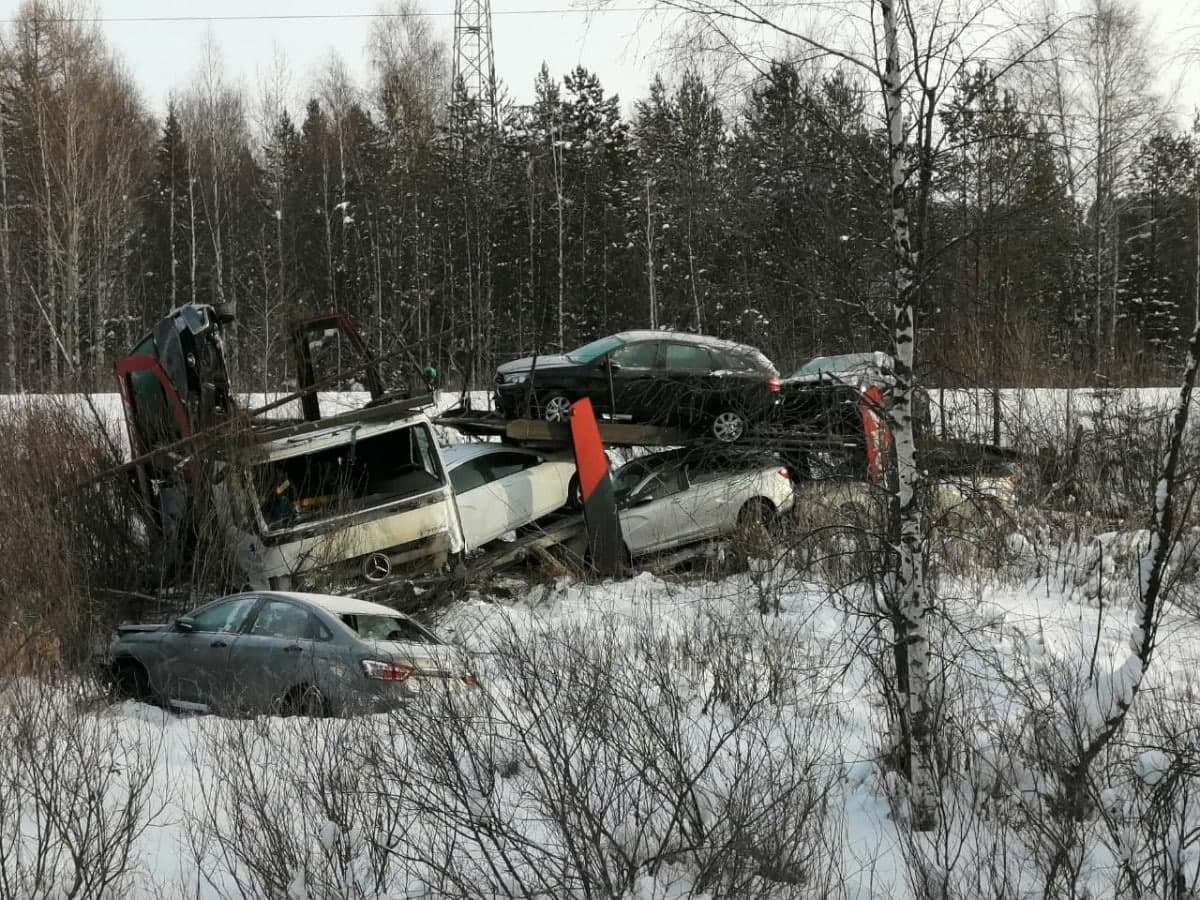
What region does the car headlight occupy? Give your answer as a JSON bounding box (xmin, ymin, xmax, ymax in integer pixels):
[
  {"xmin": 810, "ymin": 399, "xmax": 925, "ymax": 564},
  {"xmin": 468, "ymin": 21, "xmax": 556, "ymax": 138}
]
[{"xmin": 503, "ymin": 372, "xmax": 528, "ymax": 385}]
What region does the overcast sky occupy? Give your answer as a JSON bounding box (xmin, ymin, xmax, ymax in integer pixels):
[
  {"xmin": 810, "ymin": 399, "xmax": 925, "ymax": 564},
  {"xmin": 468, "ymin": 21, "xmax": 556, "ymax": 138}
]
[{"xmin": 0, "ymin": 0, "xmax": 1195, "ymax": 120}]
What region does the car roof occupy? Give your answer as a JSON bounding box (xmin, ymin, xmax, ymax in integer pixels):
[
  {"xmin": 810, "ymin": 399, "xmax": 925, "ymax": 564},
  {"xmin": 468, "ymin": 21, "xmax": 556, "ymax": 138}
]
[
  {"xmin": 612, "ymin": 330, "xmax": 765, "ymax": 357},
  {"xmin": 618, "ymin": 446, "xmax": 783, "ymax": 472},
  {"xmin": 792, "ymin": 351, "xmax": 891, "ymax": 377},
  {"xmin": 440, "ymin": 441, "xmax": 533, "ymax": 468},
  {"xmin": 249, "ymin": 591, "xmax": 409, "ymax": 619}
]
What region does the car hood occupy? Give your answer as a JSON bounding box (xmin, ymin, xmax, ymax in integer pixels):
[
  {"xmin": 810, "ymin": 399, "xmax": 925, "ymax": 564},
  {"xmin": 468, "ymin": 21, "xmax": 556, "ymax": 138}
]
[
  {"xmin": 115, "ymin": 623, "xmax": 170, "ymax": 636},
  {"xmin": 496, "ymin": 354, "xmax": 575, "ymax": 376}
]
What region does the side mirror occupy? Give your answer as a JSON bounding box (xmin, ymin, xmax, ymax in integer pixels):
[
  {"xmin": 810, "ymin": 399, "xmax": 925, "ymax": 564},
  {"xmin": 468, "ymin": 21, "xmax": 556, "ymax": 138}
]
[
  {"xmin": 604, "ymin": 358, "xmax": 622, "ymax": 371},
  {"xmin": 631, "ymin": 493, "xmax": 655, "ymax": 506},
  {"xmin": 175, "ymin": 616, "xmax": 196, "ymax": 633}
]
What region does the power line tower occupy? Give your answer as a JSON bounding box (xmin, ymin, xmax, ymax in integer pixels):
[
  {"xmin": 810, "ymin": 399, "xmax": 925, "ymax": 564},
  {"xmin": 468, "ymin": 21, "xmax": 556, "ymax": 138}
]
[{"xmin": 452, "ymin": 0, "xmax": 497, "ymax": 130}]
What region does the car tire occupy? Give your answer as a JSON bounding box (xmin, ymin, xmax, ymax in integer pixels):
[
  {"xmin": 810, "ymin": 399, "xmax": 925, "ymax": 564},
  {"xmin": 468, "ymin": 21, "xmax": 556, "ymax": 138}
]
[
  {"xmin": 538, "ymin": 392, "xmax": 573, "ymax": 424},
  {"xmin": 568, "ymin": 475, "xmax": 582, "ymax": 508},
  {"xmin": 280, "ymin": 684, "xmax": 327, "ymax": 718},
  {"xmin": 711, "ymin": 409, "xmax": 747, "ymax": 443},
  {"xmin": 736, "ymin": 498, "xmax": 775, "ymax": 557},
  {"xmin": 110, "ymin": 659, "xmax": 153, "ymax": 704}
]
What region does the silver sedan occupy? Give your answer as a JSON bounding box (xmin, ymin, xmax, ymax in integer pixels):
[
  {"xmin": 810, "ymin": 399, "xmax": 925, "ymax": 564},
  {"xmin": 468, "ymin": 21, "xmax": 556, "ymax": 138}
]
[{"xmin": 108, "ymin": 591, "xmax": 475, "ymax": 716}]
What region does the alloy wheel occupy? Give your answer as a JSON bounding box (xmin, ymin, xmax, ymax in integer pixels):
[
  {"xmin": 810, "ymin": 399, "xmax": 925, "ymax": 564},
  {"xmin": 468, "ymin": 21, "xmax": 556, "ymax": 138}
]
[
  {"xmin": 542, "ymin": 394, "xmax": 572, "ymax": 423},
  {"xmin": 712, "ymin": 410, "xmax": 746, "ymax": 442}
]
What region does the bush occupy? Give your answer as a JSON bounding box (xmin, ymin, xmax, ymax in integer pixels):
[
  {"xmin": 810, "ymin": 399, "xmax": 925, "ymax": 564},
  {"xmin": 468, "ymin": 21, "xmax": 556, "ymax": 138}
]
[
  {"xmin": 183, "ymin": 603, "xmax": 849, "ymax": 899},
  {"xmin": 0, "ymin": 398, "xmax": 145, "ymax": 669},
  {"xmin": 0, "ymin": 678, "xmax": 163, "ymax": 898}
]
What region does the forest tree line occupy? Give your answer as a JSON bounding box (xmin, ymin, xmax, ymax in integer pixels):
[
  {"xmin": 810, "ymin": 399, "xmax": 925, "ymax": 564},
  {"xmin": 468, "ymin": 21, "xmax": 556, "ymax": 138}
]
[{"xmin": 0, "ymin": 0, "xmax": 1193, "ymax": 393}]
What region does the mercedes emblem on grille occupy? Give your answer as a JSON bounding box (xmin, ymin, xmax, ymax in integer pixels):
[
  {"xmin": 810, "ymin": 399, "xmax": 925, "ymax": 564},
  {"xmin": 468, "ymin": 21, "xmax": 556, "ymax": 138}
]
[{"xmin": 363, "ymin": 553, "xmax": 392, "ymax": 582}]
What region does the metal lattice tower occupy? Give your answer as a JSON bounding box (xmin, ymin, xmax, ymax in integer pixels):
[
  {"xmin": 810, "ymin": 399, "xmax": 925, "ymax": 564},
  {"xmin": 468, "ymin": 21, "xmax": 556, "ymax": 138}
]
[{"xmin": 452, "ymin": 0, "xmax": 498, "ymax": 128}]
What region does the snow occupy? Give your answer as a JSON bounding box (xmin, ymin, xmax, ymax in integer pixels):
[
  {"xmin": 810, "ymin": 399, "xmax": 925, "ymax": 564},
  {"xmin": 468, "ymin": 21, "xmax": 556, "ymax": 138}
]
[
  {"xmin": 929, "ymin": 386, "xmax": 1188, "ymax": 448},
  {"xmin": 1134, "ymin": 749, "xmax": 1170, "ymax": 785},
  {"xmin": 5, "ymin": 385, "xmax": 1200, "ymax": 896},
  {"xmin": 2, "ymin": 549, "xmax": 1195, "ymax": 898},
  {"xmin": 0, "ymin": 389, "xmax": 490, "ymax": 461}
]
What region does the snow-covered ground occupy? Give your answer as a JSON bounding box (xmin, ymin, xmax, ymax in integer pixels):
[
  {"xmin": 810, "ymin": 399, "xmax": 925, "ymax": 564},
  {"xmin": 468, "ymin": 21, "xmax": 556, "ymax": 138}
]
[
  {"xmin": 0, "ymin": 384, "xmax": 1191, "ymax": 462},
  {"xmin": 5, "ymin": 544, "xmax": 1197, "ymax": 899},
  {"xmin": 931, "ymin": 386, "xmax": 1186, "ymax": 447},
  {"xmin": 0, "ymin": 390, "xmax": 486, "ymax": 461},
  {"xmin": 3, "ymin": 385, "xmax": 1199, "ymax": 897}
]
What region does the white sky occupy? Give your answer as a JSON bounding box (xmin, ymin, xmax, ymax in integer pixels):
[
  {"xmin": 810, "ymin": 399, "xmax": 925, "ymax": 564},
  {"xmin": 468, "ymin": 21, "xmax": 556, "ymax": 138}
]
[
  {"xmin": 0, "ymin": 0, "xmax": 1196, "ymax": 121},
  {"xmin": 0, "ymin": 0, "xmax": 677, "ymax": 114}
]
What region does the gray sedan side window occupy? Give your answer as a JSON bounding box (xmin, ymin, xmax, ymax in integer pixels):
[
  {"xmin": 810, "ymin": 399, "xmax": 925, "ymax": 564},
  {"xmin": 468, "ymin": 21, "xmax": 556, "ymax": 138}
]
[
  {"xmin": 249, "ymin": 600, "xmax": 320, "ymax": 640},
  {"xmin": 190, "ymin": 597, "xmax": 258, "ymax": 634}
]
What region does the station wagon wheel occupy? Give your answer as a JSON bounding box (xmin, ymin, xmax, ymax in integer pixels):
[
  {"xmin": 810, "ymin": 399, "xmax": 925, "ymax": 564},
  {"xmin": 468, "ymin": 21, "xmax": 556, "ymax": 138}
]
[
  {"xmin": 540, "ymin": 393, "xmax": 573, "ymax": 424},
  {"xmin": 712, "ymin": 409, "xmax": 747, "ymax": 443}
]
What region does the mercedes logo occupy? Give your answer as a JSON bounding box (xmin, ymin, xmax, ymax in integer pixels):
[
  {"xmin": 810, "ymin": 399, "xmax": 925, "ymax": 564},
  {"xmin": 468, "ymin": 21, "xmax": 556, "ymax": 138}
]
[{"xmin": 363, "ymin": 552, "xmax": 392, "ymax": 582}]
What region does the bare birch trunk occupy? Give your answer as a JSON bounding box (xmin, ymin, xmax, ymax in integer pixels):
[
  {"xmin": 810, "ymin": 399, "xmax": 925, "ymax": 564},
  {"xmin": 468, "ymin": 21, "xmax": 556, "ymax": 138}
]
[
  {"xmin": 0, "ymin": 106, "xmax": 15, "ymax": 389},
  {"xmin": 646, "ymin": 177, "xmax": 657, "ymax": 330},
  {"xmin": 881, "ymin": 0, "xmax": 936, "ymax": 832},
  {"xmin": 554, "ymin": 134, "xmax": 565, "ymax": 351},
  {"xmin": 687, "ymin": 212, "xmax": 703, "ymax": 332},
  {"xmin": 188, "ymin": 148, "xmax": 198, "ymax": 307},
  {"xmin": 170, "ymin": 142, "xmax": 178, "ymax": 309},
  {"xmin": 1194, "ymin": 176, "xmax": 1199, "ymax": 330},
  {"xmin": 40, "ymin": 127, "xmax": 59, "ymax": 384}
]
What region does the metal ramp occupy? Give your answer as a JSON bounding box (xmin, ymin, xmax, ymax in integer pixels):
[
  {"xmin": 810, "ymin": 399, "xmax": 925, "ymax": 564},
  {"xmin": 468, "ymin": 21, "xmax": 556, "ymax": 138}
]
[{"xmin": 434, "ymin": 413, "xmax": 691, "ymax": 448}]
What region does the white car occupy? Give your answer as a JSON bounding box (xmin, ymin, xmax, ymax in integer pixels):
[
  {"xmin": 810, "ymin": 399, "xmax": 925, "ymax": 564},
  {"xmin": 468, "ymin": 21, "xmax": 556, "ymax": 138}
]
[
  {"xmin": 612, "ymin": 449, "xmax": 795, "ymax": 557},
  {"xmin": 443, "ymin": 443, "xmax": 579, "ymax": 550}
]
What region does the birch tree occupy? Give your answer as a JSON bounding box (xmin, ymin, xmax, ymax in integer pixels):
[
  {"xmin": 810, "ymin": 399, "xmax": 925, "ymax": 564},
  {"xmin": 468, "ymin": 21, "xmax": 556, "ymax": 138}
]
[{"xmin": 622, "ymin": 0, "xmax": 1062, "ymax": 830}]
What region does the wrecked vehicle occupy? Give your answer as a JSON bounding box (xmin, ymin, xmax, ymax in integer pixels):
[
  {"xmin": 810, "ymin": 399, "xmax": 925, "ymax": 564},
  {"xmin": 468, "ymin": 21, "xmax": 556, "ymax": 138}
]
[
  {"xmin": 115, "ymin": 303, "xmax": 460, "ymax": 590},
  {"xmin": 215, "ymin": 408, "xmax": 464, "ymax": 590},
  {"xmin": 109, "ymin": 590, "xmax": 475, "ymax": 715},
  {"xmin": 612, "ymin": 447, "xmax": 795, "ymax": 559},
  {"xmin": 493, "ymin": 330, "xmax": 781, "ymax": 442},
  {"xmin": 442, "ymin": 442, "xmax": 580, "ymax": 551}
]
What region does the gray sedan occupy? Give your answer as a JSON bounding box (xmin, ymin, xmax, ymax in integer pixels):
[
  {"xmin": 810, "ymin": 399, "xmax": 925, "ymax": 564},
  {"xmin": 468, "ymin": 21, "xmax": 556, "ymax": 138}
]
[{"xmin": 108, "ymin": 591, "xmax": 475, "ymax": 716}]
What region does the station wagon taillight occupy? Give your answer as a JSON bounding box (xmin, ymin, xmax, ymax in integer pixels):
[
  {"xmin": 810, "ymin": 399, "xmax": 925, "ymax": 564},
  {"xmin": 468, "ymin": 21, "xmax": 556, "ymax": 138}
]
[
  {"xmin": 463, "ymin": 674, "xmax": 477, "ymax": 687},
  {"xmin": 361, "ymin": 660, "xmax": 415, "ymax": 681},
  {"xmin": 767, "ymin": 376, "xmax": 781, "ymax": 392}
]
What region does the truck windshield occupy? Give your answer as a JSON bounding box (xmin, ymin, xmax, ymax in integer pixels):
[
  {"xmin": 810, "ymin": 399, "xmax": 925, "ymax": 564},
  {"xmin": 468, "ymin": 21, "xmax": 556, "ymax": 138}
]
[{"xmin": 254, "ymin": 423, "xmax": 445, "ymax": 531}]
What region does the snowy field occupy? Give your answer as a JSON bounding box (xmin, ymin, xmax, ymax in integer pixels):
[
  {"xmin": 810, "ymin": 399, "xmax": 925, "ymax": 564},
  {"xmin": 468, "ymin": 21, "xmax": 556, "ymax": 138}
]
[
  {"xmin": 3, "ymin": 386, "xmax": 1200, "ymax": 897},
  {"xmin": 0, "ymin": 384, "xmax": 1192, "ymax": 460},
  {"xmin": 930, "ymin": 386, "xmax": 1186, "ymax": 448},
  {"xmin": 5, "ymin": 551, "xmax": 1199, "ymax": 899}
]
